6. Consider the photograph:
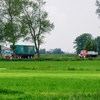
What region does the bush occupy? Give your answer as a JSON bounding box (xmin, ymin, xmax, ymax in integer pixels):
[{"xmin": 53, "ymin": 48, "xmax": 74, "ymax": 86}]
[{"xmin": 0, "ymin": 54, "xmax": 100, "ymax": 61}]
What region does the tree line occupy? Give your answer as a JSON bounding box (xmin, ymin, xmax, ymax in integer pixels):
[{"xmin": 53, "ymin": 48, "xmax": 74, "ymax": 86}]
[
  {"xmin": 0, "ymin": 0, "xmax": 54, "ymax": 58},
  {"xmin": 40, "ymin": 48, "xmax": 65, "ymax": 54},
  {"xmin": 74, "ymin": 33, "xmax": 100, "ymax": 55}
]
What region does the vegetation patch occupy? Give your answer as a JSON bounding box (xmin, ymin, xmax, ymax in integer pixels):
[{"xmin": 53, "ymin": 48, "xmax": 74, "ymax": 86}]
[
  {"xmin": 0, "ymin": 88, "xmax": 23, "ymax": 95},
  {"xmin": 68, "ymin": 67, "xmax": 76, "ymax": 71},
  {"xmin": 0, "ymin": 54, "xmax": 100, "ymax": 61}
]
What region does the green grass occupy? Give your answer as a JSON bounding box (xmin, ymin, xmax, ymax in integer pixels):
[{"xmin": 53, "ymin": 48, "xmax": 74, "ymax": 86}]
[
  {"xmin": 0, "ymin": 61, "xmax": 100, "ymax": 99},
  {"xmin": 0, "ymin": 60, "xmax": 100, "ymax": 71},
  {"xmin": 0, "ymin": 70, "xmax": 100, "ymax": 100}
]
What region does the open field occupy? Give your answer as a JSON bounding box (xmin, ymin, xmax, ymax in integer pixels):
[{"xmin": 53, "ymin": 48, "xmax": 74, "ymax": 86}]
[{"xmin": 0, "ymin": 61, "xmax": 100, "ymax": 99}]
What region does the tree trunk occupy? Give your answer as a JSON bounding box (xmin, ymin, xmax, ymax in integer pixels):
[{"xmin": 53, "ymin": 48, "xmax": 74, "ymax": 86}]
[
  {"xmin": 0, "ymin": 45, "xmax": 2, "ymax": 58},
  {"xmin": 37, "ymin": 49, "xmax": 40, "ymax": 59},
  {"xmin": 13, "ymin": 49, "xmax": 16, "ymax": 58},
  {"xmin": 35, "ymin": 46, "xmax": 40, "ymax": 59},
  {"xmin": 37, "ymin": 42, "xmax": 40, "ymax": 59},
  {"xmin": 33, "ymin": 35, "xmax": 40, "ymax": 59},
  {"xmin": 12, "ymin": 44, "xmax": 16, "ymax": 58}
]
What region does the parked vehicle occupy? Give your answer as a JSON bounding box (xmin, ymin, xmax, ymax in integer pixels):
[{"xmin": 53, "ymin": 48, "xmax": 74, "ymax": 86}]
[
  {"xmin": 0, "ymin": 45, "xmax": 35, "ymax": 59},
  {"xmin": 0, "ymin": 45, "xmax": 13, "ymax": 59},
  {"xmin": 79, "ymin": 50, "xmax": 98, "ymax": 58},
  {"xmin": 10, "ymin": 45, "xmax": 36, "ymax": 58}
]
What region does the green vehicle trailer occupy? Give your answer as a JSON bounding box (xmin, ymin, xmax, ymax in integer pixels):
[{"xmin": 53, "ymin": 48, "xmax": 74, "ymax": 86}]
[{"xmin": 10, "ymin": 45, "xmax": 36, "ymax": 58}]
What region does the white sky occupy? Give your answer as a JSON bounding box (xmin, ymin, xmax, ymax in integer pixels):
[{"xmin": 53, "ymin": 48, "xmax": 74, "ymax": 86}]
[{"xmin": 40, "ymin": 0, "xmax": 100, "ymax": 53}]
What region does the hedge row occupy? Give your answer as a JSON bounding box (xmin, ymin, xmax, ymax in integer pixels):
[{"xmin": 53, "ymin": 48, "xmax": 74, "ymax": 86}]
[{"xmin": 0, "ymin": 57, "xmax": 99, "ymax": 61}]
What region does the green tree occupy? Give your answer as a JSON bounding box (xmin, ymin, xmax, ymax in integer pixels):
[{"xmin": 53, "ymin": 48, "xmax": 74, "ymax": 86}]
[
  {"xmin": 0, "ymin": 45, "xmax": 1, "ymax": 58},
  {"xmin": 0, "ymin": 0, "xmax": 26, "ymax": 58},
  {"xmin": 0, "ymin": 18, "xmax": 5, "ymax": 43},
  {"xmin": 84, "ymin": 39, "xmax": 92, "ymax": 50},
  {"xmin": 95, "ymin": 36, "xmax": 100, "ymax": 54},
  {"xmin": 53, "ymin": 48, "xmax": 64, "ymax": 54},
  {"xmin": 84, "ymin": 39, "xmax": 97, "ymax": 51},
  {"xmin": 40, "ymin": 48, "xmax": 46, "ymax": 54},
  {"xmin": 21, "ymin": 0, "xmax": 54, "ymax": 58},
  {"xmin": 74, "ymin": 33, "xmax": 92, "ymax": 54}
]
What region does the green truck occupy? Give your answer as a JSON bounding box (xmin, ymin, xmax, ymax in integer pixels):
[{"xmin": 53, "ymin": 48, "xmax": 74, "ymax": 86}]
[{"xmin": 10, "ymin": 45, "xmax": 36, "ymax": 58}]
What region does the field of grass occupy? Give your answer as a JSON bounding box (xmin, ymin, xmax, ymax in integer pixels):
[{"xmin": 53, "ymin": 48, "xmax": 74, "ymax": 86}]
[
  {"xmin": 0, "ymin": 60, "xmax": 100, "ymax": 71},
  {"xmin": 0, "ymin": 60, "xmax": 100, "ymax": 100}
]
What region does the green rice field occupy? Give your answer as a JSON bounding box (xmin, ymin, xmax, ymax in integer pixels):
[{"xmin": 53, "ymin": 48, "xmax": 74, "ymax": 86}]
[{"xmin": 0, "ymin": 60, "xmax": 100, "ymax": 100}]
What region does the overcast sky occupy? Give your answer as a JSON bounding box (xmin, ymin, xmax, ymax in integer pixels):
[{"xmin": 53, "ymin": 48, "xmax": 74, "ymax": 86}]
[{"xmin": 39, "ymin": 0, "xmax": 100, "ymax": 52}]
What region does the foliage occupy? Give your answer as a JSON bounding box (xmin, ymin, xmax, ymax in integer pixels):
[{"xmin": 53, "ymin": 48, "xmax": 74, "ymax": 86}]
[
  {"xmin": 96, "ymin": 0, "xmax": 100, "ymax": 18},
  {"xmin": 47, "ymin": 48, "xmax": 65, "ymax": 54},
  {"xmin": 40, "ymin": 48, "xmax": 65, "ymax": 54},
  {"xmin": 0, "ymin": 53, "xmax": 100, "ymax": 61},
  {"xmin": 0, "ymin": 19, "xmax": 5, "ymax": 43},
  {"xmin": 95, "ymin": 36, "xmax": 100, "ymax": 54},
  {"xmin": 74, "ymin": 33, "xmax": 92, "ymax": 54},
  {"xmin": 40, "ymin": 48, "xmax": 46, "ymax": 54},
  {"xmin": 84, "ymin": 39, "xmax": 97, "ymax": 51}
]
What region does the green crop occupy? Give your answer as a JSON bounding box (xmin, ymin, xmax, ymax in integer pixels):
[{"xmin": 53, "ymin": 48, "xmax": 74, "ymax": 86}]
[
  {"xmin": 0, "ymin": 60, "xmax": 100, "ymax": 71},
  {"xmin": 0, "ymin": 61, "xmax": 100, "ymax": 99}
]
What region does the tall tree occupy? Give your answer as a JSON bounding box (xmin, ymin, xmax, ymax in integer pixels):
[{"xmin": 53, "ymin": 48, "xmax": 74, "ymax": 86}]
[
  {"xmin": 74, "ymin": 33, "xmax": 92, "ymax": 54},
  {"xmin": 95, "ymin": 36, "xmax": 100, "ymax": 54},
  {"xmin": 21, "ymin": 0, "xmax": 54, "ymax": 58},
  {"xmin": 0, "ymin": 0, "xmax": 26, "ymax": 58}
]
